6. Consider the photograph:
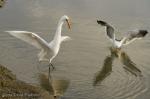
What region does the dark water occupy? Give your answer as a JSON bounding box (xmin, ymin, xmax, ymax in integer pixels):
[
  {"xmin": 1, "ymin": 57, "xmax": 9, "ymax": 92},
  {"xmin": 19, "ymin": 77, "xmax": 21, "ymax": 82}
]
[{"xmin": 0, "ymin": 0, "xmax": 150, "ymax": 99}]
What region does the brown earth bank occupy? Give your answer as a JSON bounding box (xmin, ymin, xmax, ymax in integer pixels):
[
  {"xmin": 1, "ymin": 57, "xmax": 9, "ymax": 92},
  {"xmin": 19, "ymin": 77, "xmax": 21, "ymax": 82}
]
[{"xmin": 0, "ymin": 64, "xmax": 54, "ymax": 99}]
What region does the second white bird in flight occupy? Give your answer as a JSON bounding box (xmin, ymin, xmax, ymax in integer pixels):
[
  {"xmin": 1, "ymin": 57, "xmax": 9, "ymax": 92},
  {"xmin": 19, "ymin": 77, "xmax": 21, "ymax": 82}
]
[{"xmin": 6, "ymin": 15, "xmax": 71, "ymax": 70}]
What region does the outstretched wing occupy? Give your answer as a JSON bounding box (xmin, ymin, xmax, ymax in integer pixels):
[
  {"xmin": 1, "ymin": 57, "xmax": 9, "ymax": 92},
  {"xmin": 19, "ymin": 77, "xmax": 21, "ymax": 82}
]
[
  {"xmin": 123, "ymin": 30, "xmax": 148, "ymax": 45},
  {"xmin": 97, "ymin": 20, "xmax": 115, "ymax": 41},
  {"xmin": 6, "ymin": 31, "xmax": 50, "ymax": 50},
  {"xmin": 61, "ymin": 36, "xmax": 71, "ymax": 43}
]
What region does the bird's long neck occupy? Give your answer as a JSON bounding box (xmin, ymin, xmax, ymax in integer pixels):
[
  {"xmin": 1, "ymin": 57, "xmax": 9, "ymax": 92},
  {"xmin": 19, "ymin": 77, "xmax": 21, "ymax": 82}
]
[
  {"xmin": 120, "ymin": 37, "xmax": 126, "ymax": 45},
  {"xmin": 53, "ymin": 19, "xmax": 64, "ymax": 42}
]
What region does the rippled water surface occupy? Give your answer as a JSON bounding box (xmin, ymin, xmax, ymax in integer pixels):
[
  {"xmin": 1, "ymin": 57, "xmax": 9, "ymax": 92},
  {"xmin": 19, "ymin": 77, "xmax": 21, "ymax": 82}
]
[{"xmin": 0, "ymin": 0, "xmax": 150, "ymax": 99}]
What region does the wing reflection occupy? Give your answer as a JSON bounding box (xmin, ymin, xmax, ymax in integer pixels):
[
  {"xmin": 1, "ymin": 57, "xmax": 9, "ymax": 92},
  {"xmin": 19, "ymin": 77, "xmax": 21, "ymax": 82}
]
[
  {"xmin": 94, "ymin": 47, "xmax": 142, "ymax": 86},
  {"xmin": 93, "ymin": 48, "xmax": 116, "ymax": 86},
  {"xmin": 118, "ymin": 50, "xmax": 142, "ymax": 77},
  {"xmin": 93, "ymin": 56, "xmax": 113, "ymax": 86},
  {"xmin": 38, "ymin": 73, "xmax": 70, "ymax": 98},
  {"xmin": 111, "ymin": 47, "xmax": 142, "ymax": 76}
]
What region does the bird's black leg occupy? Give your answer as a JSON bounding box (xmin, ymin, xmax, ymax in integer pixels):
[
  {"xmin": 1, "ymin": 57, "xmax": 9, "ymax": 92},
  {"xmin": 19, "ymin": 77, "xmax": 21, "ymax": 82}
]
[
  {"xmin": 48, "ymin": 63, "xmax": 55, "ymax": 71},
  {"xmin": 48, "ymin": 63, "xmax": 55, "ymax": 80},
  {"xmin": 48, "ymin": 65, "xmax": 50, "ymax": 80},
  {"xmin": 50, "ymin": 63, "xmax": 55, "ymax": 70},
  {"xmin": 48, "ymin": 64, "xmax": 51, "ymax": 76}
]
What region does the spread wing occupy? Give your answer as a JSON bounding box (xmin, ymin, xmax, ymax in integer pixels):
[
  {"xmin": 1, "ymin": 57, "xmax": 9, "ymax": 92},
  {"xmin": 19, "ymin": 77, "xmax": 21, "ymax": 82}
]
[
  {"xmin": 123, "ymin": 30, "xmax": 148, "ymax": 45},
  {"xmin": 97, "ymin": 20, "xmax": 115, "ymax": 42},
  {"xmin": 6, "ymin": 31, "xmax": 50, "ymax": 50},
  {"xmin": 61, "ymin": 36, "xmax": 71, "ymax": 43}
]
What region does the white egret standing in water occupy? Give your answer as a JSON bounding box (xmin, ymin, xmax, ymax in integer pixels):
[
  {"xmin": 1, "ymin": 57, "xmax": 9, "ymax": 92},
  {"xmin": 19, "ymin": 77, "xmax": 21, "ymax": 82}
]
[
  {"xmin": 97, "ymin": 20, "xmax": 148, "ymax": 48},
  {"xmin": 6, "ymin": 15, "xmax": 71, "ymax": 72}
]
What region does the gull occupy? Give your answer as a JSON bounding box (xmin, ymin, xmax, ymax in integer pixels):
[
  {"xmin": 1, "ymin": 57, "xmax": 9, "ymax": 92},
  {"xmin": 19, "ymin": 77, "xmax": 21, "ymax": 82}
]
[
  {"xmin": 6, "ymin": 15, "xmax": 71, "ymax": 71},
  {"xmin": 97, "ymin": 20, "xmax": 148, "ymax": 48}
]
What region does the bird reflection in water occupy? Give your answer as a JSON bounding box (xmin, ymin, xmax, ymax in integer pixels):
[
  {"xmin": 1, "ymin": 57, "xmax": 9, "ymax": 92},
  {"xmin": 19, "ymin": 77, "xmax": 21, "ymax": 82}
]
[
  {"xmin": 93, "ymin": 51, "xmax": 114, "ymax": 86},
  {"xmin": 0, "ymin": 0, "xmax": 6, "ymax": 8},
  {"xmin": 38, "ymin": 72, "xmax": 70, "ymax": 99},
  {"xmin": 112, "ymin": 48, "xmax": 142, "ymax": 77},
  {"xmin": 93, "ymin": 47, "xmax": 142, "ymax": 86}
]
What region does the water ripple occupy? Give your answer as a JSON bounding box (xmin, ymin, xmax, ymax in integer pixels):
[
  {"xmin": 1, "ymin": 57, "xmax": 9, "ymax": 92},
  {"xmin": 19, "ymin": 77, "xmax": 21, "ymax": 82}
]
[{"xmin": 93, "ymin": 48, "xmax": 147, "ymax": 99}]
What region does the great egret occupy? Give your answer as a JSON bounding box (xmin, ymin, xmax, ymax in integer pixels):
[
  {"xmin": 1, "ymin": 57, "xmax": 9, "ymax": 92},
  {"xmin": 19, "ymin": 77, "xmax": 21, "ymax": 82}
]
[
  {"xmin": 6, "ymin": 15, "xmax": 71, "ymax": 70},
  {"xmin": 97, "ymin": 20, "xmax": 148, "ymax": 48}
]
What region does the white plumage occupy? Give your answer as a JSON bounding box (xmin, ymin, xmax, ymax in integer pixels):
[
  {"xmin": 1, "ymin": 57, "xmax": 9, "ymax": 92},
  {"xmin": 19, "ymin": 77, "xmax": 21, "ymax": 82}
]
[
  {"xmin": 6, "ymin": 15, "xmax": 71, "ymax": 69},
  {"xmin": 97, "ymin": 20, "xmax": 148, "ymax": 48}
]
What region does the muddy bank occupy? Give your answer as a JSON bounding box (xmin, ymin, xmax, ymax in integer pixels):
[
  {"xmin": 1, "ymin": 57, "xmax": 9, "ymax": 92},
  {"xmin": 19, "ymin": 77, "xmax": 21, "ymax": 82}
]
[{"xmin": 0, "ymin": 64, "xmax": 53, "ymax": 99}]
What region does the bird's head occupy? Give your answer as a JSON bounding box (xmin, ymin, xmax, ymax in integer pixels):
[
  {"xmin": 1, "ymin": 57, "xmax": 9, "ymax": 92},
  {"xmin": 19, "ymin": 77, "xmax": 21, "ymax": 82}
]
[{"xmin": 61, "ymin": 15, "xmax": 71, "ymax": 30}]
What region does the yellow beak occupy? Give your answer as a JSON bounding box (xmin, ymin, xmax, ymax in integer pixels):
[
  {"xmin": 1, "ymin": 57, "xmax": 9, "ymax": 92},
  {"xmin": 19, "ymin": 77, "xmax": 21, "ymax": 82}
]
[{"xmin": 66, "ymin": 19, "xmax": 71, "ymax": 30}]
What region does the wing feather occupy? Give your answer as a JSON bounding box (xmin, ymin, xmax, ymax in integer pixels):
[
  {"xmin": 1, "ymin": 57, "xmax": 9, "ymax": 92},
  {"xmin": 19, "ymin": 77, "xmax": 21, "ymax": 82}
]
[
  {"xmin": 61, "ymin": 36, "xmax": 71, "ymax": 43},
  {"xmin": 123, "ymin": 30, "xmax": 148, "ymax": 45},
  {"xmin": 6, "ymin": 31, "xmax": 50, "ymax": 50},
  {"xmin": 97, "ymin": 20, "xmax": 115, "ymax": 41}
]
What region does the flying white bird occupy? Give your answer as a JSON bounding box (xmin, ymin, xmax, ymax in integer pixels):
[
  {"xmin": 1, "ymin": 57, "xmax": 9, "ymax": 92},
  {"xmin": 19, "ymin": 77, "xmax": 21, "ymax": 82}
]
[
  {"xmin": 6, "ymin": 15, "xmax": 71, "ymax": 70},
  {"xmin": 97, "ymin": 20, "xmax": 148, "ymax": 48}
]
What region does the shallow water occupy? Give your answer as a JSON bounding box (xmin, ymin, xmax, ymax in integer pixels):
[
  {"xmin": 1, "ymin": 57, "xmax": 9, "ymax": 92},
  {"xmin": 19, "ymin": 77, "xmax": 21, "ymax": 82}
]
[{"xmin": 0, "ymin": 0, "xmax": 150, "ymax": 99}]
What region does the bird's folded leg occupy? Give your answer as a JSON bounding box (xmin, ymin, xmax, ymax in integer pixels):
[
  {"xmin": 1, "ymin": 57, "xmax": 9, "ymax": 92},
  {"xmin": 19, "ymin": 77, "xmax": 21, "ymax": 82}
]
[
  {"xmin": 48, "ymin": 63, "xmax": 55, "ymax": 71},
  {"xmin": 51, "ymin": 63, "xmax": 55, "ymax": 70}
]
